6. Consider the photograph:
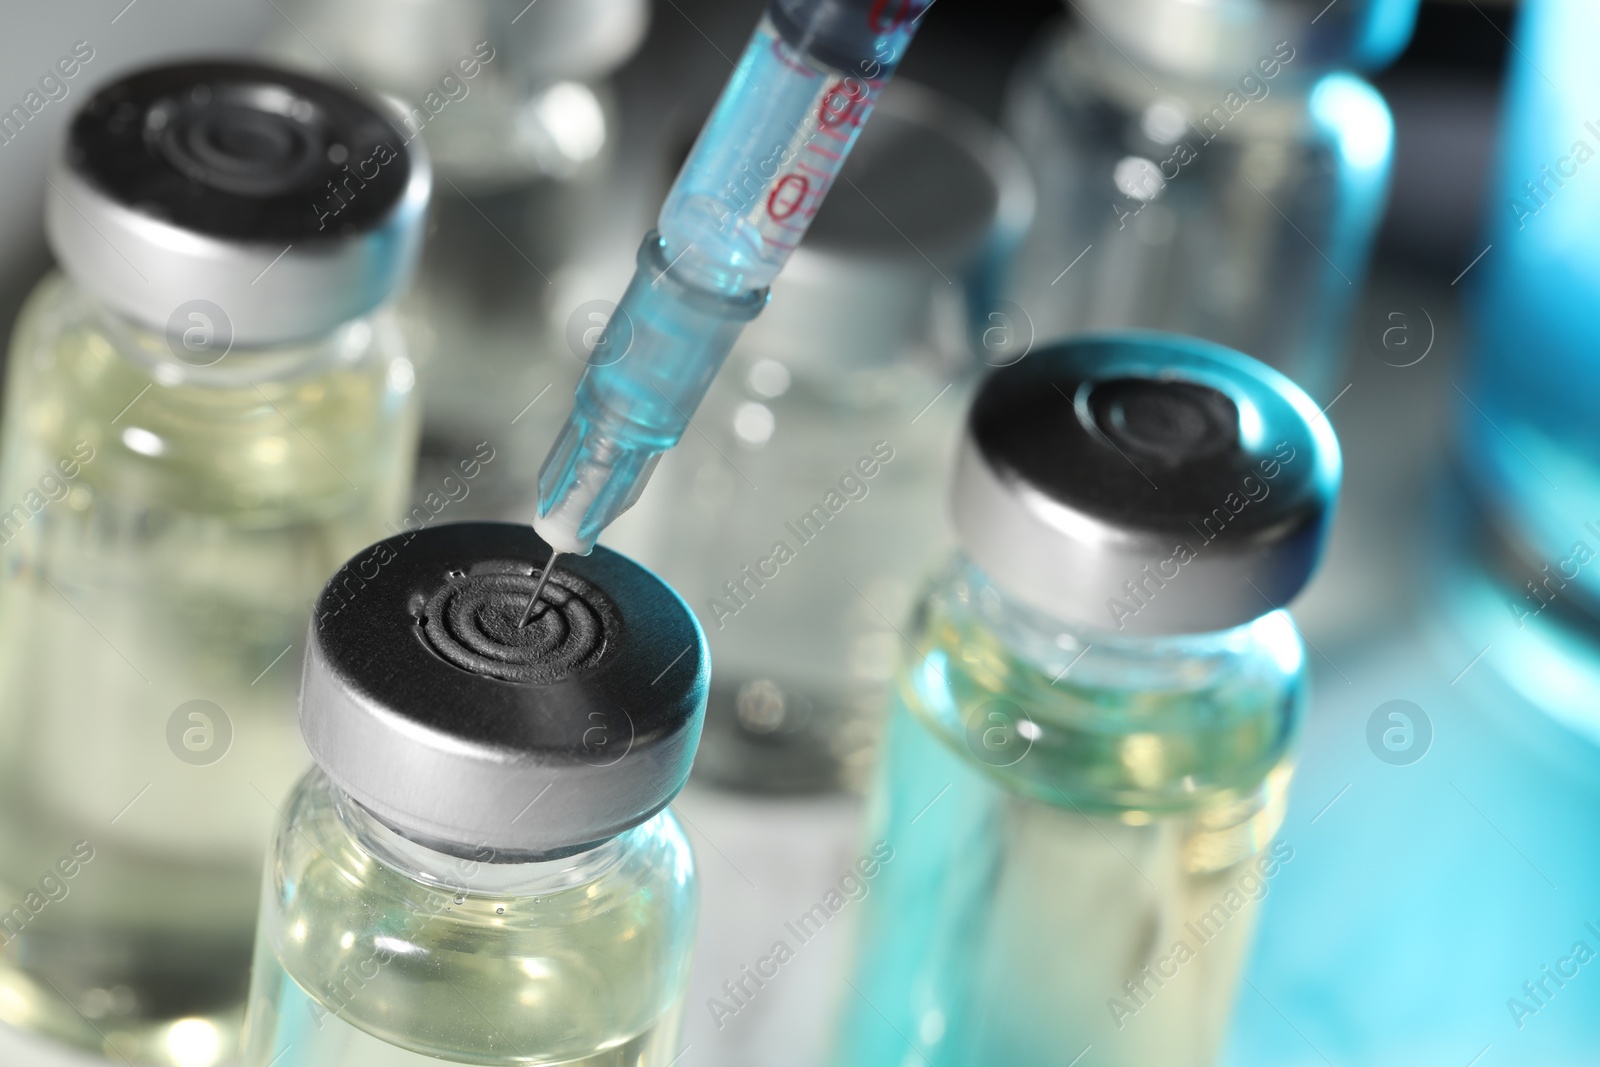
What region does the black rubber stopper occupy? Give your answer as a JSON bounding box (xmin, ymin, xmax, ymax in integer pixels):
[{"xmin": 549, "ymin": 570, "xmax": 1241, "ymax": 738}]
[
  {"xmin": 66, "ymin": 62, "xmax": 411, "ymax": 242},
  {"xmin": 420, "ymin": 562, "xmax": 617, "ymax": 685}
]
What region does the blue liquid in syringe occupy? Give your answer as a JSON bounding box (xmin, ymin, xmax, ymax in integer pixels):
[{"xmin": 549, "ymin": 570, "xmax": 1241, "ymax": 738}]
[
  {"xmin": 660, "ymin": 17, "xmax": 896, "ymax": 294},
  {"xmin": 535, "ymin": 2, "xmax": 928, "ymax": 554}
]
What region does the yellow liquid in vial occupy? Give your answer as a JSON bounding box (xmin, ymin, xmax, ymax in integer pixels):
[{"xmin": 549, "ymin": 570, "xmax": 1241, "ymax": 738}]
[
  {"xmin": 250, "ymin": 966, "xmax": 681, "ymax": 1067},
  {"xmin": 0, "ymin": 274, "xmax": 418, "ymax": 1065},
  {"xmin": 836, "ymin": 568, "xmax": 1303, "ymax": 1067},
  {"xmin": 242, "ymin": 775, "xmax": 696, "ymax": 1067}
]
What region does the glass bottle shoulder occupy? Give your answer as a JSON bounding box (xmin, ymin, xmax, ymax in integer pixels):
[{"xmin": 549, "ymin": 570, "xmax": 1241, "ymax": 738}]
[
  {"xmin": 259, "ymin": 769, "xmax": 696, "ymax": 1063},
  {"xmin": 1009, "ymin": 23, "xmax": 1390, "ymax": 173},
  {"xmin": 3, "ymin": 271, "xmax": 417, "ymax": 518},
  {"xmin": 897, "ymin": 557, "xmax": 1304, "ymax": 818}
]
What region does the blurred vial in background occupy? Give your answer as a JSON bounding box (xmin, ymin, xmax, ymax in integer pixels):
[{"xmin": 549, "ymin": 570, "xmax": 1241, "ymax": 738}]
[
  {"xmin": 0, "ymin": 64, "xmax": 427, "ymax": 1065},
  {"xmin": 1003, "ymin": 0, "xmax": 1418, "ymax": 399},
  {"xmin": 1445, "ymin": 0, "xmax": 1600, "ymax": 741},
  {"xmin": 834, "ymin": 334, "xmax": 1341, "ymax": 1067},
  {"xmin": 243, "ymin": 523, "xmax": 705, "ymax": 1067},
  {"xmin": 270, "ymin": 0, "xmax": 649, "ymax": 519},
  {"xmin": 607, "ymin": 80, "xmax": 1034, "ymax": 795}
]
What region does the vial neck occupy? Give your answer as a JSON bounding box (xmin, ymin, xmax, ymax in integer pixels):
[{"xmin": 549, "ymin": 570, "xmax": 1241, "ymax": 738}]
[
  {"xmin": 1059, "ymin": 21, "xmax": 1321, "ymax": 101},
  {"xmin": 80, "ymin": 281, "xmax": 369, "ymax": 388},
  {"xmin": 914, "ymin": 555, "xmax": 1302, "ymax": 821},
  {"xmin": 331, "ymin": 783, "xmax": 630, "ymax": 896},
  {"xmin": 1063, "ymin": 0, "xmax": 1365, "ymax": 84},
  {"xmin": 936, "ymin": 554, "xmax": 1297, "ymax": 692}
]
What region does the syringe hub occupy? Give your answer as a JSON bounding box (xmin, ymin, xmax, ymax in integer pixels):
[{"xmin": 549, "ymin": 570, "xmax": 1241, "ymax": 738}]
[
  {"xmin": 535, "ymin": 233, "xmax": 767, "ymax": 555},
  {"xmin": 533, "ymin": 411, "xmax": 663, "ymax": 555}
]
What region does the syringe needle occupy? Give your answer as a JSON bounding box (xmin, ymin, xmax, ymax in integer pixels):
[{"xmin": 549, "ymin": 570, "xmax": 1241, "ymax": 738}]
[{"xmin": 518, "ymin": 552, "xmax": 562, "ymax": 628}]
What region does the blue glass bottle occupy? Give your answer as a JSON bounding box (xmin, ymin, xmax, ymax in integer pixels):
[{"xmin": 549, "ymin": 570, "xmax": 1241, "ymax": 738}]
[{"xmin": 1451, "ymin": 0, "xmax": 1600, "ymax": 737}]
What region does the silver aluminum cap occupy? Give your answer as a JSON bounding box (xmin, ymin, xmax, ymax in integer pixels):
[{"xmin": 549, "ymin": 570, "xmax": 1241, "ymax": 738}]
[
  {"xmin": 302, "ymin": 522, "xmax": 708, "ymax": 860},
  {"xmin": 1073, "ymin": 0, "xmax": 1420, "ymax": 77},
  {"xmin": 47, "ymin": 61, "xmax": 430, "ymax": 346},
  {"xmin": 951, "ymin": 332, "xmax": 1341, "ymax": 636}
]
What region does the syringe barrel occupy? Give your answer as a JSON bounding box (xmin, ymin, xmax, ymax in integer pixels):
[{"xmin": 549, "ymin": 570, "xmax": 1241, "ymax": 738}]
[
  {"xmin": 574, "ymin": 233, "xmax": 768, "ymax": 449},
  {"xmin": 768, "ymin": 0, "xmax": 922, "ymax": 72},
  {"xmin": 534, "ymin": 233, "xmax": 768, "ymax": 554},
  {"xmin": 535, "ymin": 0, "xmax": 930, "ymax": 554},
  {"xmin": 656, "ymin": 3, "xmax": 928, "ymax": 296}
]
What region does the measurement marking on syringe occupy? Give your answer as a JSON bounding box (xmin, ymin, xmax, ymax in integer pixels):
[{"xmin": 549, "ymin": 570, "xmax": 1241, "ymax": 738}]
[
  {"xmin": 767, "ymin": 175, "xmax": 810, "ymax": 219},
  {"xmin": 770, "ymin": 40, "xmax": 815, "ymax": 77}
]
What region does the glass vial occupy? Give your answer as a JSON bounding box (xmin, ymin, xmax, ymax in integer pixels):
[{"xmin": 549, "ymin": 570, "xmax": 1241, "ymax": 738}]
[
  {"xmin": 0, "ymin": 63, "xmax": 428, "ymax": 1065},
  {"xmin": 606, "ymin": 80, "xmax": 1034, "ymax": 793},
  {"xmin": 269, "ymin": 0, "xmax": 651, "ymax": 520},
  {"xmin": 1445, "ymin": 0, "xmax": 1600, "ymax": 741},
  {"xmin": 241, "ymin": 521, "xmax": 707, "ymax": 1066},
  {"xmin": 833, "ymin": 333, "xmax": 1342, "ymax": 1067},
  {"xmin": 1003, "ymin": 0, "xmax": 1418, "ymax": 398}
]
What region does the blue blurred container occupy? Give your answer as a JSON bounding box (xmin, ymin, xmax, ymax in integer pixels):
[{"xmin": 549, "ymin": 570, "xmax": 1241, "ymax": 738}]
[
  {"xmin": 1455, "ymin": 0, "xmax": 1600, "ymax": 741},
  {"xmin": 1002, "ymin": 0, "xmax": 1418, "ymax": 399},
  {"xmin": 1228, "ymin": 6, "xmax": 1600, "ymax": 1063}
]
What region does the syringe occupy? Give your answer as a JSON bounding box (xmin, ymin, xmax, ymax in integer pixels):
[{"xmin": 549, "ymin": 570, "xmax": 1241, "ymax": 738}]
[{"xmin": 532, "ymin": 0, "xmax": 932, "ymax": 567}]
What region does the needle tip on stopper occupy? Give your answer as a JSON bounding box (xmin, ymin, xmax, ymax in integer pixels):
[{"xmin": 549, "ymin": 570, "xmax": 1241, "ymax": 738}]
[{"xmin": 518, "ymin": 552, "xmax": 562, "ymax": 628}]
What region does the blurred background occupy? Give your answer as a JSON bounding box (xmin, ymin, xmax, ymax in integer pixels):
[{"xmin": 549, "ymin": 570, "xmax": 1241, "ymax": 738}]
[{"xmin": 4, "ymin": 0, "xmax": 1599, "ymax": 1064}]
